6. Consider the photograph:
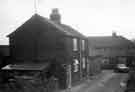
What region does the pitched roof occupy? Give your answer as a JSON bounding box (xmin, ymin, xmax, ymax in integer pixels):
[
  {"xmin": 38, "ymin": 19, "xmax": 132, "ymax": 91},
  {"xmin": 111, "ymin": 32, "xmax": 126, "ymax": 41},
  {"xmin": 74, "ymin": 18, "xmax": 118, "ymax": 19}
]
[
  {"xmin": 8, "ymin": 14, "xmax": 85, "ymax": 38},
  {"xmin": 60, "ymin": 24, "xmax": 85, "ymax": 38},
  {"xmin": 2, "ymin": 63, "xmax": 50, "ymax": 71},
  {"xmin": 88, "ymin": 36, "xmax": 135, "ymax": 48}
]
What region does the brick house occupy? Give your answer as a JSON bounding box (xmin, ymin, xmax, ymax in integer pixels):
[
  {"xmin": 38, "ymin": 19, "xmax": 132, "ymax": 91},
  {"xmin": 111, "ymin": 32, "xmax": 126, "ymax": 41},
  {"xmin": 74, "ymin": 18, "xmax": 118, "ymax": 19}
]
[
  {"xmin": 6, "ymin": 9, "xmax": 88, "ymax": 88},
  {"xmin": 88, "ymin": 33, "xmax": 135, "ymax": 69}
]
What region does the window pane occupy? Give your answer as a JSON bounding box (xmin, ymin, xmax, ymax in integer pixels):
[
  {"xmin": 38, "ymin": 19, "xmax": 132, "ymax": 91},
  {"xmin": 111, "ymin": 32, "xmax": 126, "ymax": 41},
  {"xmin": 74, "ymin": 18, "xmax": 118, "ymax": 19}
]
[
  {"xmin": 82, "ymin": 57, "xmax": 86, "ymax": 69},
  {"xmin": 73, "ymin": 59, "xmax": 79, "ymax": 72},
  {"xmin": 82, "ymin": 40, "xmax": 85, "ymax": 50},
  {"xmin": 73, "ymin": 38, "xmax": 78, "ymax": 51}
]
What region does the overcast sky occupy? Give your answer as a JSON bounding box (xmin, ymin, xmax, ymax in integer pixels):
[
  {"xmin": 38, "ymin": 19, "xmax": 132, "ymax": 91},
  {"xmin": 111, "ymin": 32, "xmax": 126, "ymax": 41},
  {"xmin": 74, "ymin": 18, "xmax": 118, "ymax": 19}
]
[{"xmin": 0, "ymin": 0, "xmax": 135, "ymax": 44}]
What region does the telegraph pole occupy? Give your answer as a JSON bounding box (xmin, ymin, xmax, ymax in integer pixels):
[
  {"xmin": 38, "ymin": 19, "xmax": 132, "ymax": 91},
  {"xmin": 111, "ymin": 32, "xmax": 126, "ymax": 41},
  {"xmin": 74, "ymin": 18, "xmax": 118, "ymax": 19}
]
[
  {"xmin": 34, "ymin": 0, "xmax": 38, "ymax": 14},
  {"xmin": 34, "ymin": 0, "xmax": 38, "ymax": 62}
]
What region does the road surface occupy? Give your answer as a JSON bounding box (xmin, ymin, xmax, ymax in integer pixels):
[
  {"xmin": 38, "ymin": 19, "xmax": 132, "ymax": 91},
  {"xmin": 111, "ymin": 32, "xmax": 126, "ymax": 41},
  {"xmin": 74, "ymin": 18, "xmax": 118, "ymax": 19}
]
[
  {"xmin": 84, "ymin": 72, "xmax": 128, "ymax": 92},
  {"xmin": 65, "ymin": 70, "xmax": 129, "ymax": 92}
]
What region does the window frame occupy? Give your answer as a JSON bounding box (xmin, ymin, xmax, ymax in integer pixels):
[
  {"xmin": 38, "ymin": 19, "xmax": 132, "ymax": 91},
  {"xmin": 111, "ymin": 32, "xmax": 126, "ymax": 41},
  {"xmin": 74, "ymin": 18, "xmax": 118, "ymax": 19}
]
[
  {"xmin": 72, "ymin": 38, "xmax": 78, "ymax": 51},
  {"xmin": 82, "ymin": 57, "xmax": 86, "ymax": 69},
  {"xmin": 73, "ymin": 59, "xmax": 79, "ymax": 72},
  {"xmin": 81, "ymin": 40, "xmax": 85, "ymax": 51}
]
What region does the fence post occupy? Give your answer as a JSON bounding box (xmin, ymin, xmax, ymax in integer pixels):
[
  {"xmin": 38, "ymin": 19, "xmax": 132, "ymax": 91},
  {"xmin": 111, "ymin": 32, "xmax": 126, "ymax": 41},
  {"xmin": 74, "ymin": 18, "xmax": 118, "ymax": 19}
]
[
  {"xmin": 66, "ymin": 65, "xmax": 71, "ymax": 92},
  {"xmin": 87, "ymin": 58, "xmax": 90, "ymax": 81},
  {"xmin": 47, "ymin": 76, "xmax": 59, "ymax": 92}
]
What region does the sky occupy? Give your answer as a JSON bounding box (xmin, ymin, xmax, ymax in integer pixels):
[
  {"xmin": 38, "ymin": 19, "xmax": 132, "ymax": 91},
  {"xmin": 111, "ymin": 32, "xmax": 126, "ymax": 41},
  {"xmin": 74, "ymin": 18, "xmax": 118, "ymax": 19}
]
[{"xmin": 0, "ymin": 0, "xmax": 135, "ymax": 44}]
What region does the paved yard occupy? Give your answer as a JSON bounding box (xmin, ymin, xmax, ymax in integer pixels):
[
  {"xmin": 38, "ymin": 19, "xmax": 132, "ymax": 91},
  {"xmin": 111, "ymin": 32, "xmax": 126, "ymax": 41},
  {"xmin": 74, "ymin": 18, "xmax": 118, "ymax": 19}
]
[{"xmin": 61, "ymin": 70, "xmax": 128, "ymax": 92}]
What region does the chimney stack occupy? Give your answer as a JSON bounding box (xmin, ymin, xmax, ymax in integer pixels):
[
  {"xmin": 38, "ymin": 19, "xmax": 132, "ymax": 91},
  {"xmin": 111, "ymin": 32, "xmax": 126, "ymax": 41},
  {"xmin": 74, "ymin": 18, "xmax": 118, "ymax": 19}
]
[{"xmin": 50, "ymin": 8, "xmax": 61, "ymax": 24}]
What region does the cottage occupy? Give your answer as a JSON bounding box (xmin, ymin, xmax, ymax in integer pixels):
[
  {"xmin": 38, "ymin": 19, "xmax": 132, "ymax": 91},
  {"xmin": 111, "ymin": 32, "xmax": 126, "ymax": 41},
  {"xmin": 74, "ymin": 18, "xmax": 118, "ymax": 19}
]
[
  {"xmin": 7, "ymin": 9, "xmax": 89, "ymax": 88},
  {"xmin": 88, "ymin": 32, "xmax": 135, "ymax": 69}
]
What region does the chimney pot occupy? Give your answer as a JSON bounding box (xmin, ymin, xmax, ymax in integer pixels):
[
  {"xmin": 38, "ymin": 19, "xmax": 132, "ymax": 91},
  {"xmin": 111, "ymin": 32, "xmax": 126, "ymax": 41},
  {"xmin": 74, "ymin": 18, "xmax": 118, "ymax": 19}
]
[{"xmin": 50, "ymin": 8, "xmax": 61, "ymax": 24}]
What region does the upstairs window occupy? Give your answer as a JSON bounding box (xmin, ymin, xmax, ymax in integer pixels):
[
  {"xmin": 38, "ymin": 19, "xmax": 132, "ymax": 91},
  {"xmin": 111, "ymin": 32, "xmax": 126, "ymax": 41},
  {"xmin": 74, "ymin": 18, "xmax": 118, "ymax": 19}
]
[
  {"xmin": 81, "ymin": 40, "xmax": 85, "ymax": 51},
  {"xmin": 73, "ymin": 38, "xmax": 78, "ymax": 51}
]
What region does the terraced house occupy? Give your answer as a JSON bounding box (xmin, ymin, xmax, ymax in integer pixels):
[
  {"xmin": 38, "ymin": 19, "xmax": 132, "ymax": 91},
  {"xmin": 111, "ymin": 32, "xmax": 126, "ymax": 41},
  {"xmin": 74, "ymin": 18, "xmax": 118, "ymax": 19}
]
[{"xmin": 88, "ymin": 32, "xmax": 135, "ymax": 69}]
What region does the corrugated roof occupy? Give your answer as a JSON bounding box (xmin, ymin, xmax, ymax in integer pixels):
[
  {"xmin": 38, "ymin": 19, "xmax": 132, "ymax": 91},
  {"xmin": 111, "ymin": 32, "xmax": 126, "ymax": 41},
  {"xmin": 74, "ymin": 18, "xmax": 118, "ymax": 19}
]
[
  {"xmin": 88, "ymin": 36, "xmax": 135, "ymax": 48},
  {"xmin": 8, "ymin": 14, "xmax": 85, "ymax": 38},
  {"xmin": 2, "ymin": 63, "xmax": 50, "ymax": 71}
]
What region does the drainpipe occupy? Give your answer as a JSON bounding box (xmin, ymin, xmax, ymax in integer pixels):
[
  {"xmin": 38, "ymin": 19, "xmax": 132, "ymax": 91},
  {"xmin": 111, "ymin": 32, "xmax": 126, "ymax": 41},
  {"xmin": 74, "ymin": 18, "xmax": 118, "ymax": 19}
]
[{"xmin": 79, "ymin": 39, "xmax": 82, "ymax": 80}]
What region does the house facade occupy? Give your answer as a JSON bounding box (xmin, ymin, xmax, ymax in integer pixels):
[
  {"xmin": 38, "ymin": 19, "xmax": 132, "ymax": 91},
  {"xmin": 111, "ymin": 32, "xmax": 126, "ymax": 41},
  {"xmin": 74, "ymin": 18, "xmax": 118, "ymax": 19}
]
[
  {"xmin": 7, "ymin": 9, "xmax": 89, "ymax": 89},
  {"xmin": 88, "ymin": 33, "xmax": 135, "ymax": 69}
]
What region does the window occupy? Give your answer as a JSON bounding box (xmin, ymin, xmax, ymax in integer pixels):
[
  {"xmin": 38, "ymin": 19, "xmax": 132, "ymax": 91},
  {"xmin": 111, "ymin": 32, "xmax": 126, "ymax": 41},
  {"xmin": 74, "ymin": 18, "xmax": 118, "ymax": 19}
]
[
  {"xmin": 81, "ymin": 40, "xmax": 85, "ymax": 51},
  {"xmin": 73, "ymin": 59, "xmax": 79, "ymax": 72},
  {"xmin": 82, "ymin": 57, "xmax": 86, "ymax": 69},
  {"xmin": 73, "ymin": 38, "xmax": 78, "ymax": 51}
]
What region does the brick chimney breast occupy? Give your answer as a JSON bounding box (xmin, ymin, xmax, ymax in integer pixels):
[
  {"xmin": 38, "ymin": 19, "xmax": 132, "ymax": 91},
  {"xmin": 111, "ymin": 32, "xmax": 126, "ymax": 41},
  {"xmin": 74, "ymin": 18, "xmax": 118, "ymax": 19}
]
[{"xmin": 50, "ymin": 8, "xmax": 61, "ymax": 24}]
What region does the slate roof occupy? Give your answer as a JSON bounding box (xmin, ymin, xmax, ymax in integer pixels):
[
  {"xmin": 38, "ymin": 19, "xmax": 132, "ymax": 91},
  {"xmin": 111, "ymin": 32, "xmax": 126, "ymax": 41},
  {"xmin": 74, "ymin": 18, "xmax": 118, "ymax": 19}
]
[
  {"xmin": 2, "ymin": 63, "xmax": 50, "ymax": 71},
  {"xmin": 88, "ymin": 36, "xmax": 135, "ymax": 49},
  {"xmin": 59, "ymin": 24, "xmax": 85, "ymax": 38},
  {"xmin": 8, "ymin": 14, "xmax": 85, "ymax": 38}
]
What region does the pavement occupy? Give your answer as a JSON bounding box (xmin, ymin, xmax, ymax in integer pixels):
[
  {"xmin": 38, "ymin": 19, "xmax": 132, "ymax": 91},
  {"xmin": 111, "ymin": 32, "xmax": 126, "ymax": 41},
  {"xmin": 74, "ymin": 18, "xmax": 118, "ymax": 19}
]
[{"xmin": 60, "ymin": 70, "xmax": 116, "ymax": 92}]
